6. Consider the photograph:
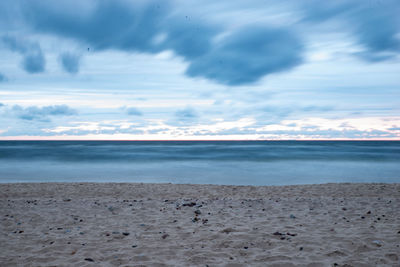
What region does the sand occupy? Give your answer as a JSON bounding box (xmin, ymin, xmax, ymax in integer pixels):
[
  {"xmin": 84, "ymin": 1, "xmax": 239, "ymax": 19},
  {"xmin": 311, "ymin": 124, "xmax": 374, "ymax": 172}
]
[{"xmin": 0, "ymin": 183, "xmax": 399, "ymax": 267}]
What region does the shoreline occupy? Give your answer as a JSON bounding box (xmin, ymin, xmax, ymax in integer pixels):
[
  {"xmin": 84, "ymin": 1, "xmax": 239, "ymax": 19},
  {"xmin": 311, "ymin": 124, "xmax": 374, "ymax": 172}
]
[{"xmin": 1, "ymin": 183, "xmax": 399, "ymax": 266}]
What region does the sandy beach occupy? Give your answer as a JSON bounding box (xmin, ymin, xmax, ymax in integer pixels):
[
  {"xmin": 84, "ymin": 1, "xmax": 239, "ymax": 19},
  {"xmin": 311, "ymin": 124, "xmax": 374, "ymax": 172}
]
[{"xmin": 1, "ymin": 183, "xmax": 399, "ymax": 267}]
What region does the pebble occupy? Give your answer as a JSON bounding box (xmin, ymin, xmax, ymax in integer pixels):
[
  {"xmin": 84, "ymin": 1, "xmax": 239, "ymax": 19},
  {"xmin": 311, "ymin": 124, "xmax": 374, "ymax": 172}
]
[
  {"xmin": 84, "ymin": 258, "xmax": 94, "ymax": 262},
  {"xmin": 183, "ymin": 202, "xmax": 196, "ymax": 207},
  {"xmin": 162, "ymin": 234, "xmax": 169, "ymax": 239},
  {"xmin": 194, "ymin": 210, "xmax": 202, "ymax": 215},
  {"xmin": 372, "ymin": 240, "xmax": 383, "ymax": 247},
  {"xmin": 122, "ymin": 232, "xmax": 130, "ymax": 236}
]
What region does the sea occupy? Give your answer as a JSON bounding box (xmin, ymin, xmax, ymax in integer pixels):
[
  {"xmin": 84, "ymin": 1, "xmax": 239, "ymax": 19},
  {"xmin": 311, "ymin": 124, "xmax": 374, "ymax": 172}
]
[{"xmin": 0, "ymin": 141, "xmax": 399, "ymax": 185}]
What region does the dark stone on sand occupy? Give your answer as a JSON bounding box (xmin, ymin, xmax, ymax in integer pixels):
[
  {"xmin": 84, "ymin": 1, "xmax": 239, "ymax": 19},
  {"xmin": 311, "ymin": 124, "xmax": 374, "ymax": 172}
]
[
  {"xmin": 122, "ymin": 232, "xmax": 130, "ymax": 236},
  {"xmin": 162, "ymin": 234, "xmax": 169, "ymax": 239},
  {"xmin": 273, "ymin": 231, "xmax": 283, "ymax": 236},
  {"xmin": 244, "ymin": 246, "xmax": 248, "ymax": 249},
  {"xmin": 299, "ymin": 247, "xmax": 303, "ymax": 251},
  {"xmin": 194, "ymin": 210, "xmax": 201, "ymax": 215},
  {"xmin": 84, "ymin": 258, "xmax": 94, "ymax": 262},
  {"xmin": 183, "ymin": 202, "xmax": 196, "ymax": 207},
  {"xmin": 367, "ymin": 211, "xmax": 371, "ymax": 214},
  {"xmin": 132, "ymin": 245, "xmax": 137, "ymax": 248}
]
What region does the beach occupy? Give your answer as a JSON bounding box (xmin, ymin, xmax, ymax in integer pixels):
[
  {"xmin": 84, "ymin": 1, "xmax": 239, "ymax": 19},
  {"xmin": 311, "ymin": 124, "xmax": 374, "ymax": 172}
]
[{"xmin": 1, "ymin": 183, "xmax": 399, "ymax": 267}]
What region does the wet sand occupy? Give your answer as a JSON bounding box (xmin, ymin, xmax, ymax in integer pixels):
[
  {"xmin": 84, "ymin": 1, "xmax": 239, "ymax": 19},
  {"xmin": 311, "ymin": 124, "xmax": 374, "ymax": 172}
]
[{"xmin": 1, "ymin": 183, "xmax": 399, "ymax": 266}]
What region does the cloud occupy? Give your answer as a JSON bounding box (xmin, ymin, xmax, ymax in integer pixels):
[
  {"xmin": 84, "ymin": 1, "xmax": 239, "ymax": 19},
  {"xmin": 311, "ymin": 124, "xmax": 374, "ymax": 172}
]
[
  {"xmin": 5, "ymin": 104, "xmax": 76, "ymax": 121},
  {"xmin": 1, "ymin": 35, "xmax": 45, "ymax": 73},
  {"xmin": 186, "ymin": 26, "xmax": 303, "ymax": 85},
  {"xmin": 175, "ymin": 107, "xmax": 198, "ymax": 119},
  {"xmin": 301, "ymin": 1, "xmax": 400, "ymax": 62},
  {"xmin": 20, "ymin": 0, "xmax": 303, "ymax": 85},
  {"xmin": 125, "ymin": 107, "xmax": 142, "ymax": 116},
  {"xmin": 60, "ymin": 52, "xmax": 81, "ymax": 74},
  {"xmin": 2, "ymin": 0, "xmax": 398, "ymax": 85},
  {"xmin": 0, "ymin": 73, "xmax": 7, "ymax": 82}
]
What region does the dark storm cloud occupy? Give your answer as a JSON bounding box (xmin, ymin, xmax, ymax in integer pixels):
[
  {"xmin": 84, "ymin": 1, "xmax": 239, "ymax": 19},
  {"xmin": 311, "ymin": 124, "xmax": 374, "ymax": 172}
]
[
  {"xmin": 302, "ymin": 0, "xmax": 400, "ymax": 61},
  {"xmin": 19, "ymin": 0, "xmax": 303, "ymax": 85},
  {"xmin": 7, "ymin": 104, "xmax": 76, "ymax": 121},
  {"xmin": 23, "ymin": 0, "xmax": 169, "ymax": 53},
  {"xmin": 60, "ymin": 52, "xmax": 81, "ymax": 74},
  {"xmin": 1, "ymin": 35, "xmax": 45, "ymax": 73},
  {"xmin": 186, "ymin": 26, "xmax": 303, "ymax": 85},
  {"xmin": 2, "ymin": 0, "xmax": 399, "ymax": 83}
]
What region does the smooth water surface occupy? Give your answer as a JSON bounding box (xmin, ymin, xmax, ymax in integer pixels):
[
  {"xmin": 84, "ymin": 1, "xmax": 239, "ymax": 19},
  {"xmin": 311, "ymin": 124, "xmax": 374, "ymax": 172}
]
[{"xmin": 0, "ymin": 141, "xmax": 399, "ymax": 185}]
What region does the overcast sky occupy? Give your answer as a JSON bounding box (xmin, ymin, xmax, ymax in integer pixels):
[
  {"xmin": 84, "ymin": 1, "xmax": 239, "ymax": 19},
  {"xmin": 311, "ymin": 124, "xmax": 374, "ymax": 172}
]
[{"xmin": 0, "ymin": 0, "xmax": 399, "ymax": 140}]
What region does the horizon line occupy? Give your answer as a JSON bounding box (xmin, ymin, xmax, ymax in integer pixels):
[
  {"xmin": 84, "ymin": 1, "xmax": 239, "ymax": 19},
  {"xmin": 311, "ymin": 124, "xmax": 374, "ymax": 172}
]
[{"xmin": 0, "ymin": 139, "xmax": 399, "ymax": 141}]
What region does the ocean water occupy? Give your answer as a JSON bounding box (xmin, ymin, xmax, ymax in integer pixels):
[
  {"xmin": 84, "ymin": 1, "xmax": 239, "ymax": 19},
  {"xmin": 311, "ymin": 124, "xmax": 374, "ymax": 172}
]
[{"xmin": 0, "ymin": 141, "xmax": 399, "ymax": 185}]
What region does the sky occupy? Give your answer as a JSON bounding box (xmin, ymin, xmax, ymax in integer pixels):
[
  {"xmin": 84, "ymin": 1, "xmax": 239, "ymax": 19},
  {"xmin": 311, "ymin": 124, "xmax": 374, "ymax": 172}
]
[{"xmin": 0, "ymin": 0, "xmax": 399, "ymax": 140}]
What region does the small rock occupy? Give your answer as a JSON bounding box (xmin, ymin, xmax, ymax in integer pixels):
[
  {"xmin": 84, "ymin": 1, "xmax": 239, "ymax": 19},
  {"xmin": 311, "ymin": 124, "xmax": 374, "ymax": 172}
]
[
  {"xmin": 290, "ymin": 214, "xmax": 296, "ymax": 219},
  {"xmin": 221, "ymin": 228, "xmax": 235, "ymax": 234},
  {"xmin": 162, "ymin": 234, "xmax": 169, "ymax": 239},
  {"xmin": 182, "ymin": 202, "xmax": 196, "ymax": 207},
  {"xmin": 122, "ymin": 232, "xmax": 130, "ymax": 236},
  {"xmin": 132, "ymin": 245, "xmax": 137, "ymax": 248},
  {"xmin": 273, "ymin": 231, "xmax": 283, "ymax": 236},
  {"xmin": 194, "ymin": 210, "xmax": 201, "ymax": 215},
  {"xmin": 243, "ymin": 246, "xmax": 248, "ymax": 249},
  {"xmin": 299, "ymin": 247, "xmax": 303, "ymax": 251},
  {"xmin": 84, "ymin": 258, "xmax": 94, "ymax": 262},
  {"xmin": 372, "ymin": 240, "xmax": 383, "ymax": 247}
]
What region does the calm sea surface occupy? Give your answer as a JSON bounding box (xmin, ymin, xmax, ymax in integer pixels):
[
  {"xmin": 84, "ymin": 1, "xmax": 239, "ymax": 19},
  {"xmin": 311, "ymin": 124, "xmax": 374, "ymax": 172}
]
[{"xmin": 0, "ymin": 141, "xmax": 399, "ymax": 185}]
